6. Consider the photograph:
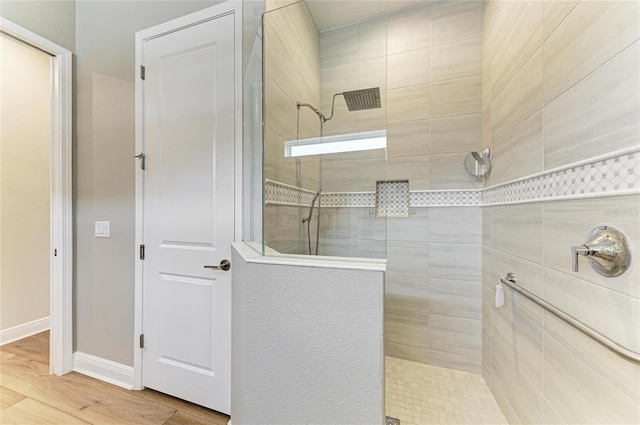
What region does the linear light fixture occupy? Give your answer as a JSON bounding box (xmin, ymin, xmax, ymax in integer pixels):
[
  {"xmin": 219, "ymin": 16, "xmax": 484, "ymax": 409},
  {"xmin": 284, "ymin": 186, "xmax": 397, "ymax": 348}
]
[{"xmin": 284, "ymin": 130, "xmax": 386, "ymax": 157}]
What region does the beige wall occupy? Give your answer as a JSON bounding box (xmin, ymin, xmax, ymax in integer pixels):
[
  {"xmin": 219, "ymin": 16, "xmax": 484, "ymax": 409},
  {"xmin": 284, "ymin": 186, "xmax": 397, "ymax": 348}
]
[
  {"xmin": 74, "ymin": 0, "xmax": 220, "ymax": 366},
  {"xmin": 0, "ymin": 0, "xmax": 75, "ymax": 52},
  {"xmin": 482, "ymin": 1, "xmax": 640, "ymax": 423},
  {"xmin": 0, "ymin": 34, "xmax": 51, "ymax": 330}
]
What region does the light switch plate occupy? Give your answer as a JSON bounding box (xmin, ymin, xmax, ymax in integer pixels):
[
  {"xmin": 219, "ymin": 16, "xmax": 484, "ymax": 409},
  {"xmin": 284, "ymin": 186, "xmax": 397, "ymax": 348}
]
[{"xmin": 95, "ymin": 221, "xmax": 110, "ymax": 238}]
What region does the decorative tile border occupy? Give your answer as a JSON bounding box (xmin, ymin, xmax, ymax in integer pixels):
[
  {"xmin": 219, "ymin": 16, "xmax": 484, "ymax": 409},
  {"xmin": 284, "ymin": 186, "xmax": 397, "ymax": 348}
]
[
  {"xmin": 265, "ymin": 151, "xmax": 640, "ymax": 208},
  {"xmin": 376, "ymin": 181, "xmax": 410, "ymax": 217},
  {"xmin": 483, "ymin": 151, "xmax": 640, "ymax": 205}
]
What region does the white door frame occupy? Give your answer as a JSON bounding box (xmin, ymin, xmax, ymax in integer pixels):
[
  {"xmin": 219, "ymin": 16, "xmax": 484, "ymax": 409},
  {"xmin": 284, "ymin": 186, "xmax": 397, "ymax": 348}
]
[
  {"xmin": 0, "ymin": 18, "xmax": 74, "ymax": 376},
  {"xmin": 133, "ymin": 1, "xmax": 243, "ymax": 391}
]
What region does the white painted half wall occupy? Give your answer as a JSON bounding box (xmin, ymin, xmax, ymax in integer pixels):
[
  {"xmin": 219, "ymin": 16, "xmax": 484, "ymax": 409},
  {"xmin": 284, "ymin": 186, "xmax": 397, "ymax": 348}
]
[{"xmin": 231, "ymin": 243, "xmax": 385, "ymax": 425}]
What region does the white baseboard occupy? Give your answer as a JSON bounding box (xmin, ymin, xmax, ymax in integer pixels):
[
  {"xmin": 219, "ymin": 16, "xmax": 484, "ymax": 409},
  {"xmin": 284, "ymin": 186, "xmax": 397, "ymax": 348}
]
[
  {"xmin": 73, "ymin": 351, "xmax": 135, "ymax": 390},
  {"xmin": 0, "ymin": 316, "xmax": 50, "ymax": 346}
]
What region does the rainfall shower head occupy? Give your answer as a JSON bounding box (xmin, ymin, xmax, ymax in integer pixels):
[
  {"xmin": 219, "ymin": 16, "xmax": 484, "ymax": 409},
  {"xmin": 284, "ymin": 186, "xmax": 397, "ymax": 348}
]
[{"xmin": 341, "ymin": 87, "xmax": 381, "ymax": 111}]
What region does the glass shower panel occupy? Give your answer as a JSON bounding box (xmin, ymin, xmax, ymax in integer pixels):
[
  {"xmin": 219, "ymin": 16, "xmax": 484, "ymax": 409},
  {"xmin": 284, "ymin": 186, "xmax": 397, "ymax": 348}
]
[{"xmin": 262, "ymin": 1, "xmax": 389, "ymax": 259}]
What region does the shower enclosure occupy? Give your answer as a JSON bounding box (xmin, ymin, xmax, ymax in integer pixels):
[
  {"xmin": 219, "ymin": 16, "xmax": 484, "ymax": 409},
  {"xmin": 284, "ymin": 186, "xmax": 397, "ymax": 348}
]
[{"xmin": 243, "ymin": 0, "xmax": 640, "ymax": 424}]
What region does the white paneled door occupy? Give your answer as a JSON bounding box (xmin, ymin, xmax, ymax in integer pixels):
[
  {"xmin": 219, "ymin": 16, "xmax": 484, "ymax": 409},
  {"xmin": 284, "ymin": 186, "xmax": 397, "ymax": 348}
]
[{"xmin": 139, "ymin": 11, "xmax": 235, "ymax": 414}]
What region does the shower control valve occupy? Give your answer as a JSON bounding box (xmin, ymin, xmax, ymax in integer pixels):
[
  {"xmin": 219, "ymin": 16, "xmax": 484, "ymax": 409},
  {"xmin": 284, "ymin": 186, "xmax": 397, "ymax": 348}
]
[{"xmin": 571, "ymin": 226, "xmax": 631, "ymax": 277}]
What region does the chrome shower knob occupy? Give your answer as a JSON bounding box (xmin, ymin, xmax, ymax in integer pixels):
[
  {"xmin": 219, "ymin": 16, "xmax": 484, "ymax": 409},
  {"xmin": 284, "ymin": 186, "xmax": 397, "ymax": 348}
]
[{"xmin": 571, "ymin": 226, "xmax": 631, "ymax": 277}]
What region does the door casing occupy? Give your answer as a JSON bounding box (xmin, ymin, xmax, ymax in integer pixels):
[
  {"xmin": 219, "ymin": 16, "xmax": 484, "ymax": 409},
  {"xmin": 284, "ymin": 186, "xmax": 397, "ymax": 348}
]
[
  {"xmin": 133, "ymin": 1, "xmax": 243, "ymax": 391},
  {"xmin": 0, "ymin": 18, "xmax": 74, "ymax": 376}
]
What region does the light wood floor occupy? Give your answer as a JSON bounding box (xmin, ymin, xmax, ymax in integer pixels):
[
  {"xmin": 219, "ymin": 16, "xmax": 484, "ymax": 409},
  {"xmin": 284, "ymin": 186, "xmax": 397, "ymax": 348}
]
[{"xmin": 0, "ymin": 332, "xmax": 230, "ymax": 425}]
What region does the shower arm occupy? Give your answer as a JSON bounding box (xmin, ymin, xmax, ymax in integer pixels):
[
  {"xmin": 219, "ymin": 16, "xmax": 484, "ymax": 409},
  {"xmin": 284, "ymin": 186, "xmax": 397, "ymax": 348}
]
[{"xmin": 296, "ymin": 93, "xmax": 343, "ymax": 124}]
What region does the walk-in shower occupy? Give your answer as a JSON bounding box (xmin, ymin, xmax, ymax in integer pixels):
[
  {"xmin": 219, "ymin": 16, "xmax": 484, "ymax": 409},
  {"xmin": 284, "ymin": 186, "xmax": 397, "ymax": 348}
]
[{"xmin": 297, "ymin": 87, "xmax": 382, "ymax": 254}]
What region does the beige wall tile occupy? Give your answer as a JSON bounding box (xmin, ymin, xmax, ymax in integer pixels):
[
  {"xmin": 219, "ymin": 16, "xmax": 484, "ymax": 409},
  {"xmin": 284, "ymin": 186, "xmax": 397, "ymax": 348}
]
[
  {"xmin": 357, "ymin": 238, "xmax": 387, "ymax": 259},
  {"xmin": 358, "ymin": 17, "xmax": 387, "ymax": 61},
  {"xmin": 544, "ymin": 42, "xmax": 640, "ymax": 169},
  {"xmin": 428, "ymin": 278, "xmax": 481, "ymax": 319},
  {"xmin": 544, "ymin": 313, "xmax": 640, "ymax": 406},
  {"xmin": 428, "ymin": 348, "xmax": 481, "ymax": 373},
  {"xmin": 543, "ymin": 268, "xmax": 640, "ymax": 353},
  {"xmin": 385, "ymin": 311, "xmax": 429, "ymax": 349},
  {"xmin": 429, "ymin": 152, "xmax": 480, "ymax": 190},
  {"xmin": 387, "ymin": 209, "xmax": 429, "ymax": 242},
  {"xmin": 264, "ymin": 75, "xmax": 298, "ymax": 141},
  {"xmin": 320, "ymin": 62, "xmax": 358, "ymax": 101},
  {"xmin": 386, "ymin": 273, "xmax": 429, "ymax": 298},
  {"xmin": 387, "ymin": 4, "xmax": 430, "ymax": 55},
  {"xmin": 320, "ymin": 158, "xmax": 359, "ymax": 192},
  {"xmin": 428, "ymin": 314, "xmax": 481, "ymax": 356},
  {"xmin": 430, "ymin": 113, "xmax": 481, "ymax": 154},
  {"xmin": 387, "ymin": 48, "xmax": 430, "ymax": 89},
  {"xmin": 431, "ymin": 0, "xmax": 482, "ymax": 47},
  {"xmin": 543, "ymin": 0, "xmax": 640, "ymax": 104},
  {"xmin": 490, "ymin": 203, "xmax": 543, "ymax": 263},
  {"xmin": 386, "ymin": 120, "xmax": 429, "ymax": 158},
  {"xmin": 428, "ymin": 242, "xmax": 481, "ymax": 281},
  {"xmin": 358, "ymin": 57, "xmax": 387, "ymax": 91},
  {"xmin": 356, "ymin": 208, "xmax": 387, "ymax": 241},
  {"xmin": 489, "ymin": 0, "xmax": 543, "ymax": 101},
  {"xmin": 317, "ymin": 237, "xmax": 358, "ymax": 257},
  {"xmin": 542, "ymin": 0, "xmax": 579, "ymax": 40},
  {"xmin": 542, "ymin": 196, "xmax": 640, "ymax": 299},
  {"xmin": 481, "ymin": 104, "xmax": 491, "ymax": 149},
  {"xmin": 264, "ymin": 22, "xmax": 302, "ymax": 104},
  {"xmin": 431, "ymin": 37, "xmax": 482, "ymax": 82},
  {"xmin": 387, "ymin": 241, "xmax": 429, "ymax": 276},
  {"xmin": 427, "ymin": 207, "xmax": 482, "ymax": 244},
  {"xmin": 543, "ymin": 331, "xmax": 640, "ymax": 424},
  {"xmin": 386, "ymin": 341, "xmax": 430, "ymax": 364},
  {"xmin": 491, "ymin": 48, "xmax": 543, "ymax": 141},
  {"xmin": 430, "ymin": 75, "xmax": 482, "ymax": 118},
  {"xmin": 488, "ymin": 111, "xmax": 543, "ymax": 186},
  {"xmin": 387, "ymin": 84, "xmax": 430, "ymax": 123},
  {"xmin": 319, "ymin": 24, "xmax": 359, "ymax": 69},
  {"xmin": 387, "ymin": 155, "xmax": 429, "ymax": 190}
]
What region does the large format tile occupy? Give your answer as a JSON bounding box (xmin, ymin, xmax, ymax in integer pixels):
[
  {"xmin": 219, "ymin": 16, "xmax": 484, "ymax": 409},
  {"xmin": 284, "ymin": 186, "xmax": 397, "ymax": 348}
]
[
  {"xmin": 386, "ymin": 120, "xmax": 429, "ymax": 158},
  {"xmin": 428, "ymin": 242, "xmax": 481, "ymax": 281},
  {"xmin": 385, "ymin": 342, "xmax": 429, "ymax": 364},
  {"xmin": 428, "ymin": 314, "xmax": 481, "ymax": 356},
  {"xmin": 431, "ymin": 0, "xmax": 482, "ymax": 47},
  {"xmin": 385, "ymin": 273, "xmax": 429, "ymax": 298},
  {"xmin": 430, "ymin": 75, "xmax": 482, "ymax": 118},
  {"xmin": 542, "ymin": 196, "xmax": 640, "ymax": 299},
  {"xmin": 387, "ymin": 208, "xmax": 429, "ymax": 242},
  {"xmin": 387, "ymin": 84, "xmax": 430, "ymax": 124},
  {"xmin": 489, "ymin": 111, "xmax": 543, "ymax": 186},
  {"xmin": 385, "ymin": 311, "xmax": 429, "ymax": 349},
  {"xmin": 320, "ymin": 62, "xmax": 358, "ymax": 101},
  {"xmin": 543, "ymin": 330, "xmax": 640, "ymax": 424},
  {"xmin": 543, "ymin": 312, "xmax": 640, "ymax": 406},
  {"xmin": 387, "ymin": 4, "xmax": 430, "ymax": 55},
  {"xmin": 386, "ymin": 155, "xmax": 429, "ymax": 190},
  {"xmin": 491, "ymin": 48, "xmax": 543, "ymax": 142},
  {"xmin": 358, "ymin": 16, "xmax": 386, "ymax": 61},
  {"xmin": 387, "ymin": 241, "xmax": 429, "ymax": 276},
  {"xmin": 427, "ymin": 277, "xmax": 481, "ymax": 320},
  {"xmin": 544, "ymin": 42, "xmax": 640, "ymax": 169},
  {"xmin": 428, "ymin": 348, "xmax": 481, "ymax": 373},
  {"xmin": 431, "ymin": 37, "xmax": 482, "ymax": 83},
  {"xmin": 426, "ymin": 206, "xmax": 482, "ymax": 244},
  {"xmin": 319, "ymin": 25, "xmax": 359, "ymax": 69},
  {"xmin": 543, "ymin": 268, "xmax": 640, "ymax": 353},
  {"xmin": 543, "ymin": 0, "xmax": 640, "ymax": 104},
  {"xmin": 428, "ymin": 152, "xmax": 479, "ymax": 190},
  {"xmin": 387, "ymin": 48, "xmax": 430, "ymax": 90},
  {"xmin": 542, "ymin": 0, "xmax": 579, "ymax": 40},
  {"xmin": 264, "ymin": 21, "xmax": 302, "ymax": 105},
  {"xmin": 489, "ymin": 0, "xmax": 543, "ymax": 101},
  {"xmin": 429, "ymin": 113, "xmax": 481, "ymax": 154},
  {"xmin": 490, "ymin": 203, "xmax": 543, "ymax": 264}
]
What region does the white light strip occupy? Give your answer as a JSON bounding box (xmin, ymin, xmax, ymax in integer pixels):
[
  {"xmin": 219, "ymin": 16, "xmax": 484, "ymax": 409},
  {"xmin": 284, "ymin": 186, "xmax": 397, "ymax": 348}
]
[{"xmin": 284, "ymin": 130, "xmax": 386, "ymax": 157}]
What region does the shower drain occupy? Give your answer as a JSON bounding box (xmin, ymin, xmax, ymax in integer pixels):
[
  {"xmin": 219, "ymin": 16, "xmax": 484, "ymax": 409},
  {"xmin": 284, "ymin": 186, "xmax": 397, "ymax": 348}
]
[{"xmin": 385, "ymin": 416, "xmax": 400, "ymax": 425}]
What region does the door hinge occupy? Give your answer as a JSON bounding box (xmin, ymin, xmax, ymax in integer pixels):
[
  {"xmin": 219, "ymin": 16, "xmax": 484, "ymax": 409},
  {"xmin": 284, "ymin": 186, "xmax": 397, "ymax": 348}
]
[
  {"xmin": 139, "ymin": 244, "xmax": 145, "ymax": 260},
  {"xmin": 139, "ymin": 334, "xmax": 145, "ymax": 348},
  {"xmin": 54, "ymin": 249, "xmax": 58, "ymax": 257},
  {"xmin": 140, "ymin": 65, "xmax": 145, "ymax": 80}
]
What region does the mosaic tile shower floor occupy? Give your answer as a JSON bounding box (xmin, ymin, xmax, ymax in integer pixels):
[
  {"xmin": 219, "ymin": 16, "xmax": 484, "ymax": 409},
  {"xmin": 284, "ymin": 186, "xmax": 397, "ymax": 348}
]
[{"xmin": 385, "ymin": 357, "xmax": 508, "ymax": 425}]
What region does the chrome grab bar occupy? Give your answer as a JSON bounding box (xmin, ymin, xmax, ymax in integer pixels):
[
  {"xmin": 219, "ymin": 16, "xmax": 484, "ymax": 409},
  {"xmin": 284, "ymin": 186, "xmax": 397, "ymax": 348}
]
[{"xmin": 500, "ymin": 273, "xmax": 640, "ymax": 365}]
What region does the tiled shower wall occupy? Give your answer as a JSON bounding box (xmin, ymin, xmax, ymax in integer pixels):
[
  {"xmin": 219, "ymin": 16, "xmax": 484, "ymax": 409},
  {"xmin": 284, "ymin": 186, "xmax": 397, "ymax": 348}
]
[
  {"xmin": 482, "ymin": 1, "xmax": 640, "ymax": 423},
  {"xmin": 319, "ymin": 1, "xmax": 485, "ymax": 372},
  {"xmin": 263, "ymin": 1, "xmax": 320, "ymax": 254}
]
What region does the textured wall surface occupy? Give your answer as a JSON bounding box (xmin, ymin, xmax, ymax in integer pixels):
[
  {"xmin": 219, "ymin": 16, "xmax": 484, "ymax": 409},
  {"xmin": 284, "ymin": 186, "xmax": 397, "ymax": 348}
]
[
  {"xmin": 482, "ymin": 1, "xmax": 640, "ymax": 423},
  {"xmin": 231, "ymin": 243, "xmax": 384, "ymax": 425},
  {"xmin": 0, "ymin": 34, "xmax": 51, "ymax": 330}
]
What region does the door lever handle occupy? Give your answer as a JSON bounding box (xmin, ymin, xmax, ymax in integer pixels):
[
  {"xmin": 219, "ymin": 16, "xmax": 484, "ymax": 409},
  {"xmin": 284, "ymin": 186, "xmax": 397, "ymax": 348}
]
[{"xmin": 204, "ymin": 259, "xmax": 231, "ymax": 271}]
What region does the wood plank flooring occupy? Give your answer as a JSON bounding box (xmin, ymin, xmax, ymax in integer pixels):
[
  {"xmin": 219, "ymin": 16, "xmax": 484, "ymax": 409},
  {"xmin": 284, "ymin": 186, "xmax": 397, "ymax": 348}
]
[{"xmin": 0, "ymin": 332, "xmax": 230, "ymax": 425}]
